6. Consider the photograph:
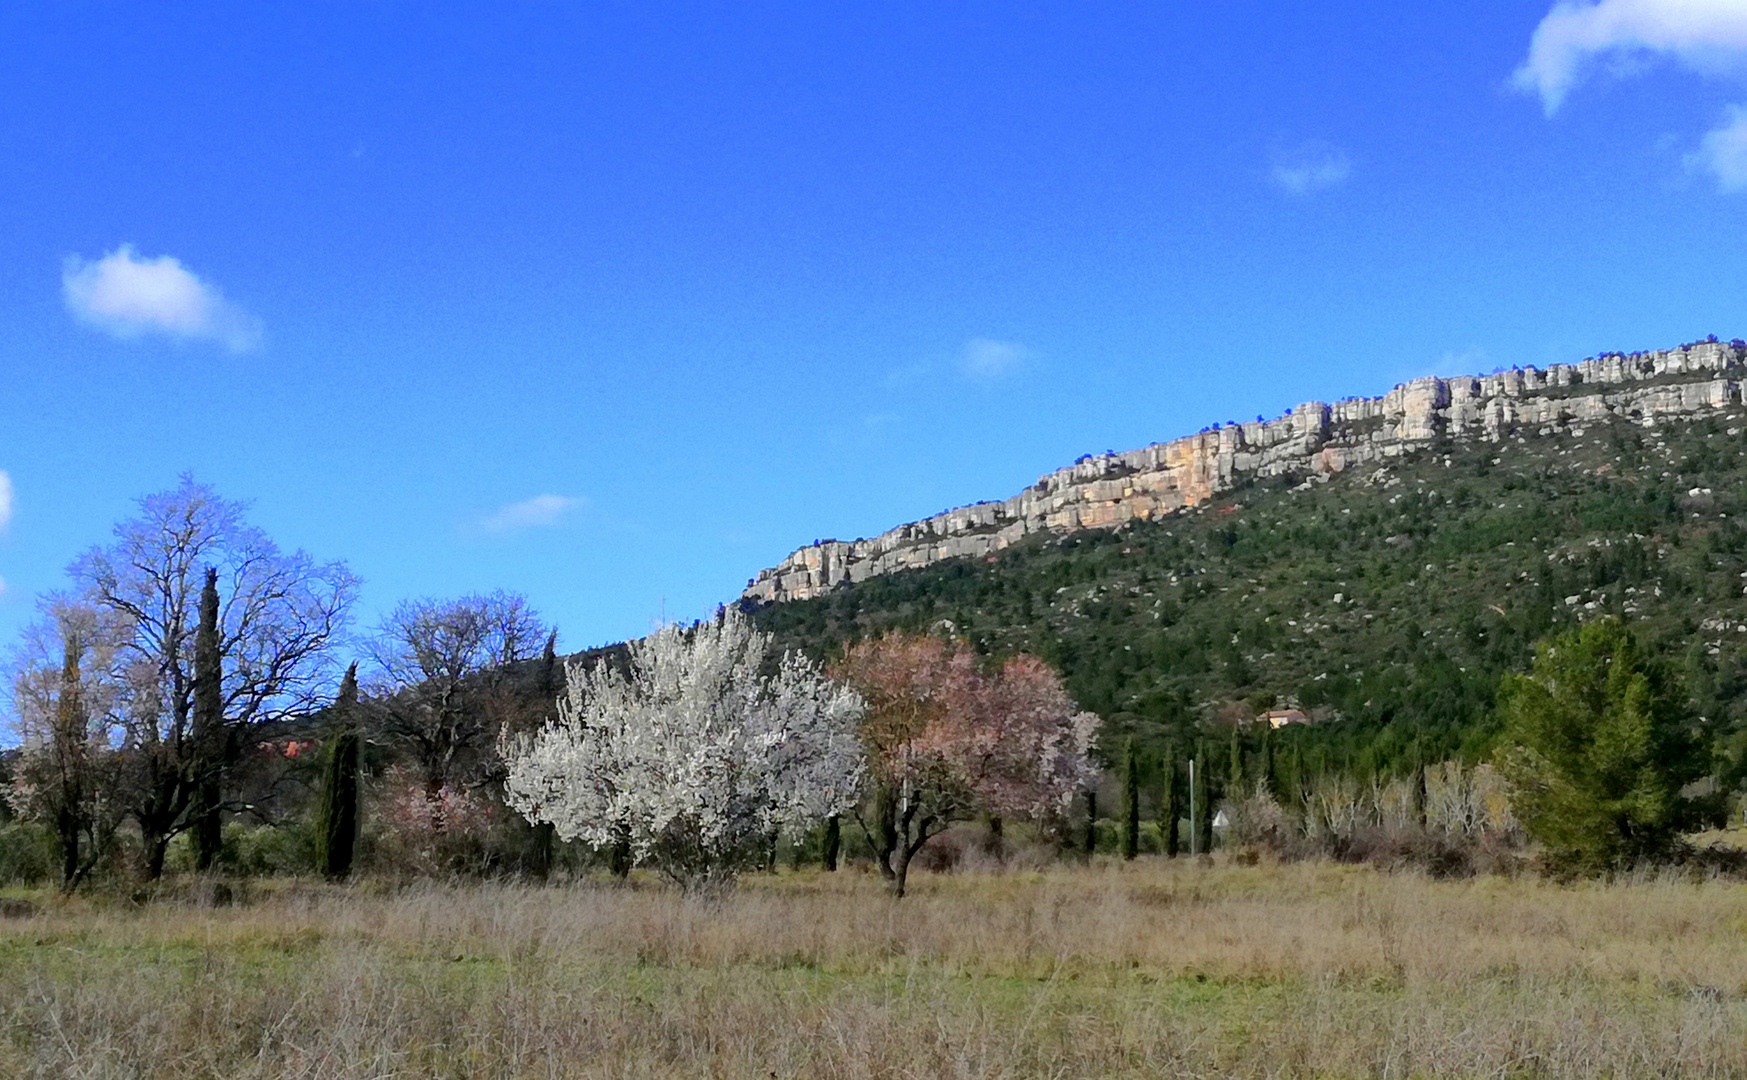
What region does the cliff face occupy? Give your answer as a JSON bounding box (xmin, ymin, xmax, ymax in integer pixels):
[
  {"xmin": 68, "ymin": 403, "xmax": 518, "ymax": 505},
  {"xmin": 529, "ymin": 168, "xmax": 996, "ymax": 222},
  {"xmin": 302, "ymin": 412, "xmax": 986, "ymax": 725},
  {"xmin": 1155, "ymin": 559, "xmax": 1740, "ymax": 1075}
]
[{"xmin": 744, "ymin": 339, "xmax": 1746, "ymax": 604}]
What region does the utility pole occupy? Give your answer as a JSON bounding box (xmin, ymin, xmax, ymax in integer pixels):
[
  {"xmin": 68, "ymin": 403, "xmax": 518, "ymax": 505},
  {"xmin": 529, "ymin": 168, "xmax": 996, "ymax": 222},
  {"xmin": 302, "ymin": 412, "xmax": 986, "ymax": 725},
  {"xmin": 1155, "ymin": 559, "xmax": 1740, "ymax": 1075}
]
[{"xmin": 1188, "ymin": 757, "xmax": 1198, "ymax": 856}]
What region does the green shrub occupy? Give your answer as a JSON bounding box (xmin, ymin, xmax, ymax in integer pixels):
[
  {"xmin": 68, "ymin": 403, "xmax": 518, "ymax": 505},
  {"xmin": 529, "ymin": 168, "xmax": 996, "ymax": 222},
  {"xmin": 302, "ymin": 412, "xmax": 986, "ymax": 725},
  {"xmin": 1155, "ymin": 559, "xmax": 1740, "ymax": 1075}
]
[
  {"xmin": 0, "ymin": 822, "xmax": 56, "ymax": 885},
  {"xmin": 217, "ymin": 821, "xmax": 319, "ymax": 877}
]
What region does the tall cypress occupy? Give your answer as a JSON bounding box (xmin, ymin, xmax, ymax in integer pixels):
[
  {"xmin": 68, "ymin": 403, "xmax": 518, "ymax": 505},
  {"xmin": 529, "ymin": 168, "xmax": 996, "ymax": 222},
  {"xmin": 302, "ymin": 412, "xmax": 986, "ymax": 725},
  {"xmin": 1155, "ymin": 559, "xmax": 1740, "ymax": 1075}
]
[
  {"xmin": 1084, "ymin": 789, "xmax": 1098, "ymax": 855},
  {"xmin": 1162, "ymin": 747, "xmax": 1180, "ymax": 858},
  {"xmin": 1121, "ymin": 736, "xmax": 1140, "ymax": 860},
  {"xmin": 527, "ymin": 630, "xmax": 560, "ymax": 879},
  {"xmin": 190, "ymin": 567, "xmax": 225, "ymax": 871},
  {"xmin": 1260, "ymin": 727, "xmax": 1276, "ymax": 799},
  {"xmin": 53, "ymin": 631, "xmax": 86, "ymax": 892},
  {"xmin": 1411, "ymin": 756, "xmax": 1428, "ymax": 829},
  {"xmin": 316, "ymin": 663, "xmax": 362, "ymax": 880},
  {"xmin": 1228, "ymin": 727, "xmax": 1245, "ymax": 801},
  {"xmin": 1194, "ymin": 743, "xmax": 1214, "ymax": 855}
]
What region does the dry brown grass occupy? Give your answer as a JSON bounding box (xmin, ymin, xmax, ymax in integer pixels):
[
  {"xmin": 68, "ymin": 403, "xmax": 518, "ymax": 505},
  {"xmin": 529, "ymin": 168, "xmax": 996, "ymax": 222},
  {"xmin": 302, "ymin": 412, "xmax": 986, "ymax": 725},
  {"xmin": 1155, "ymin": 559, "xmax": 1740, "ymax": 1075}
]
[{"xmin": 3, "ymin": 858, "xmax": 1746, "ymax": 1078}]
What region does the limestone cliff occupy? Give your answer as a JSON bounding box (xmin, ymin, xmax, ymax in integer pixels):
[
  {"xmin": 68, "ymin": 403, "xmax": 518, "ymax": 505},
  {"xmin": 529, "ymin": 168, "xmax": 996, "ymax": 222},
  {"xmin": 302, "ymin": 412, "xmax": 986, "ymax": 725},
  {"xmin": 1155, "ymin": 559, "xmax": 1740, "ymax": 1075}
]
[{"xmin": 744, "ymin": 338, "xmax": 1746, "ymax": 604}]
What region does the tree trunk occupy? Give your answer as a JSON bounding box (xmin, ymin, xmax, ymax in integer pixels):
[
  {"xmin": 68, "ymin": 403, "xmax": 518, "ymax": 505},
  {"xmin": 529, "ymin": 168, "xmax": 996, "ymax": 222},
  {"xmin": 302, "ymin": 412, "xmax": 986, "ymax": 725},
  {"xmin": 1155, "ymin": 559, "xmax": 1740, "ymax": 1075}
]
[
  {"xmin": 822, "ymin": 815, "xmax": 840, "ymax": 871},
  {"xmin": 888, "ymin": 847, "xmax": 911, "ymax": 898},
  {"xmin": 527, "ymin": 822, "xmax": 555, "ymax": 880},
  {"xmin": 608, "ymin": 821, "xmax": 632, "ymax": 880},
  {"xmin": 145, "ymin": 829, "xmax": 171, "ymax": 882},
  {"xmin": 985, "ymin": 814, "xmax": 1004, "ymax": 862}
]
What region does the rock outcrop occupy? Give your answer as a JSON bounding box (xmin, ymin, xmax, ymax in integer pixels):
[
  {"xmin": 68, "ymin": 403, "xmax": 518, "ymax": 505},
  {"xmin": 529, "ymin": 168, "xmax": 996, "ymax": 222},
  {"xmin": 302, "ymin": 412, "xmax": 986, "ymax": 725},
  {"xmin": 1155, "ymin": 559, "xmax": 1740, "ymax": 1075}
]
[{"xmin": 744, "ymin": 339, "xmax": 1746, "ymax": 604}]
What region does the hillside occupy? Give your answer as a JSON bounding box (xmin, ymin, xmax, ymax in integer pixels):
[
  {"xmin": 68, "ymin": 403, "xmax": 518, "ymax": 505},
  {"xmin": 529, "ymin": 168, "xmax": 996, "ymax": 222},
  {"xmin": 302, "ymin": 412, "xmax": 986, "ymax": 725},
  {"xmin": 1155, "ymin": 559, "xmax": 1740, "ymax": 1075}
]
[{"xmin": 747, "ymin": 386, "xmax": 1747, "ymax": 789}]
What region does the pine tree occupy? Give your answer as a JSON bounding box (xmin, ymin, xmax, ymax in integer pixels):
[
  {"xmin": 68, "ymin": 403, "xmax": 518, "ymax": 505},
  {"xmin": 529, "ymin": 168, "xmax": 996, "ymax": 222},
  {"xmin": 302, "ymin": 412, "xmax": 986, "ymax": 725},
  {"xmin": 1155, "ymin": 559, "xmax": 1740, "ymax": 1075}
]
[
  {"xmin": 1162, "ymin": 747, "xmax": 1180, "ymax": 858},
  {"xmin": 1121, "ymin": 736, "xmax": 1140, "ymax": 860},
  {"xmin": 1497, "ymin": 618, "xmax": 1702, "ymax": 874},
  {"xmin": 190, "ymin": 568, "xmax": 225, "ymax": 871},
  {"xmin": 316, "ymin": 663, "xmax": 362, "ymax": 880}
]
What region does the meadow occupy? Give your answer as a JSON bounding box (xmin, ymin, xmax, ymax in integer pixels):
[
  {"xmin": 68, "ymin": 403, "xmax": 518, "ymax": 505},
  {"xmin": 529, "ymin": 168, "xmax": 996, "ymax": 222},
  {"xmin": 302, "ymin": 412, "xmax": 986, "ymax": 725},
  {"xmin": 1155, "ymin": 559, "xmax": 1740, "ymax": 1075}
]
[{"xmin": 3, "ymin": 858, "xmax": 1746, "ymax": 1079}]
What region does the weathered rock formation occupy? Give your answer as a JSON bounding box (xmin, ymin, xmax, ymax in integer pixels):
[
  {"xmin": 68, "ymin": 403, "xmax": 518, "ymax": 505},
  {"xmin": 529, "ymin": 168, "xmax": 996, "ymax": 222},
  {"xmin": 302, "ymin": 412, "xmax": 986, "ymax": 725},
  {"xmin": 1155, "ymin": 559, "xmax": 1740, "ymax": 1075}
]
[{"xmin": 744, "ymin": 339, "xmax": 1747, "ymax": 604}]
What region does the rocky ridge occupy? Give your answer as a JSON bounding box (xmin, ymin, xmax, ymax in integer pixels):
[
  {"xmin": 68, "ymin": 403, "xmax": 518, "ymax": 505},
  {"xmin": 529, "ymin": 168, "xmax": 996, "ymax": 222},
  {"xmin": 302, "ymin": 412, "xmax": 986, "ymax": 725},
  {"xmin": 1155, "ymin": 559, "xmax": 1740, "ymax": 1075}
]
[{"xmin": 744, "ymin": 338, "xmax": 1746, "ymax": 604}]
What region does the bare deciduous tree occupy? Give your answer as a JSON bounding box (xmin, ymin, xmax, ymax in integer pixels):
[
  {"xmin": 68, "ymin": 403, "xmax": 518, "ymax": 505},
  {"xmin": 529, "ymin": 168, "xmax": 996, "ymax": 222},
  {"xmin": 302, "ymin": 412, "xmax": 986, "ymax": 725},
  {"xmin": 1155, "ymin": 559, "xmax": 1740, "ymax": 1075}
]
[
  {"xmin": 68, "ymin": 476, "xmax": 359, "ymax": 878},
  {"xmin": 367, "ymin": 591, "xmax": 550, "ymax": 799},
  {"xmin": 6, "ymin": 602, "xmax": 130, "ymax": 891}
]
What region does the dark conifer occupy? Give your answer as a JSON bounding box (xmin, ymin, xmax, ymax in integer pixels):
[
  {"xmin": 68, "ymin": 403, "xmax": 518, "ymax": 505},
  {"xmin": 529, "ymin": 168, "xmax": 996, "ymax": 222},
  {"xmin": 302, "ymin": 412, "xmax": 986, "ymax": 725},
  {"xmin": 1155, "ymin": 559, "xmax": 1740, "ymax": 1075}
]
[
  {"xmin": 316, "ymin": 663, "xmax": 362, "ymax": 880},
  {"xmin": 527, "ymin": 630, "xmax": 560, "ymax": 879},
  {"xmin": 1162, "ymin": 747, "xmax": 1181, "ymax": 858},
  {"xmin": 1194, "ymin": 743, "xmax": 1213, "ymax": 855},
  {"xmin": 190, "ymin": 567, "xmax": 225, "ymax": 871},
  {"xmin": 1121, "ymin": 736, "xmax": 1140, "ymax": 860},
  {"xmin": 1228, "ymin": 727, "xmax": 1244, "ymax": 800}
]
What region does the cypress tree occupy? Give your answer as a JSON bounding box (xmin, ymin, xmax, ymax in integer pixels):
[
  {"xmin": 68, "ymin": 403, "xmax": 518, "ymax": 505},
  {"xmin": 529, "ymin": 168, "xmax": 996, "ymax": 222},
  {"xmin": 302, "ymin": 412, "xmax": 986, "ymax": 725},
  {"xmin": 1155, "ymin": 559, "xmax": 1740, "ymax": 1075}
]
[
  {"xmin": 1084, "ymin": 788, "xmax": 1098, "ymax": 855},
  {"xmin": 190, "ymin": 567, "xmax": 225, "ymax": 871},
  {"xmin": 53, "ymin": 631, "xmax": 86, "ymax": 892},
  {"xmin": 527, "ymin": 630, "xmax": 559, "ymax": 879},
  {"xmin": 316, "ymin": 663, "xmax": 362, "ymax": 880},
  {"xmin": 1260, "ymin": 727, "xmax": 1276, "ymax": 798},
  {"xmin": 1194, "ymin": 743, "xmax": 1213, "ymax": 855},
  {"xmin": 1121, "ymin": 736, "xmax": 1140, "ymax": 860},
  {"xmin": 1228, "ymin": 727, "xmax": 1245, "ymax": 801},
  {"xmin": 1410, "ymin": 754, "xmax": 1428, "ymax": 829},
  {"xmin": 1162, "ymin": 747, "xmax": 1181, "ymax": 858}
]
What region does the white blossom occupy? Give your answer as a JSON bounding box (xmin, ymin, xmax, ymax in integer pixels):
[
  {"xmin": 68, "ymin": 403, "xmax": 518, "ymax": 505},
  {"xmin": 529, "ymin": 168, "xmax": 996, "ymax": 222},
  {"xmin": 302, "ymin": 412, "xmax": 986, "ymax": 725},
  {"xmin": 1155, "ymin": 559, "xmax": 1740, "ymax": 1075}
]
[{"xmin": 502, "ymin": 609, "xmax": 862, "ymax": 890}]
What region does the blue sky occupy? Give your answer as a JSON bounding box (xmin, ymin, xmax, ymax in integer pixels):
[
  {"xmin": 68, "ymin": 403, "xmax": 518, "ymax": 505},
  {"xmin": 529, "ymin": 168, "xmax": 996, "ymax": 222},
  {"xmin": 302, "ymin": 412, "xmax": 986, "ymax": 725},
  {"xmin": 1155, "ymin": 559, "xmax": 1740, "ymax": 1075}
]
[{"xmin": 3, "ymin": 0, "xmax": 1747, "ymax": 655}]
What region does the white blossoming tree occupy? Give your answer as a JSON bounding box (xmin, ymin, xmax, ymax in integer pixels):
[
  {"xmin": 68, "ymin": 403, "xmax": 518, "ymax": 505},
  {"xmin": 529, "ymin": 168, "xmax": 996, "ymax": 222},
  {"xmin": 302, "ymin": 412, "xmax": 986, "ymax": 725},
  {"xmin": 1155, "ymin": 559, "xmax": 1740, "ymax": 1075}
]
[{"xmin": 502, "ymin": 609, "xmax": 863, "ymax": 893}]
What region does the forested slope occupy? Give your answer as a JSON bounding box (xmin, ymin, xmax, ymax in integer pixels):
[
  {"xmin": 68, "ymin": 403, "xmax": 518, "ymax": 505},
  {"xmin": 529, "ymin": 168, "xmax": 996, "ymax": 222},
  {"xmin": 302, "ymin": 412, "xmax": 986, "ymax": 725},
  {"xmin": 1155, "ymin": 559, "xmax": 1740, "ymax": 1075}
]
[{"xmin": 749, "ymin": 410, "xmax": 1747, "ymax": 788}]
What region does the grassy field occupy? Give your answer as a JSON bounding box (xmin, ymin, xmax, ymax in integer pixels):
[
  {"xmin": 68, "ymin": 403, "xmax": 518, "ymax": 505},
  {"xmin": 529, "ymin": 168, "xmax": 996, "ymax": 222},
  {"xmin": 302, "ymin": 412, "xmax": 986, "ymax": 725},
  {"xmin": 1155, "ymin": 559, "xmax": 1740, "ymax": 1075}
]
[{"xmin": 3, "ymin": 860, "xmax": 1746, "ymax": 1079}]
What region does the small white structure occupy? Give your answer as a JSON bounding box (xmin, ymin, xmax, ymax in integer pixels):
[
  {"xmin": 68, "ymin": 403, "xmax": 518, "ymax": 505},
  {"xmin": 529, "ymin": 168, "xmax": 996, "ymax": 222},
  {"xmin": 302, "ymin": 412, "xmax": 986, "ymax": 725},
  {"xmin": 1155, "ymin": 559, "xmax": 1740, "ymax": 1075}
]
[{"xmin": 1262, "ymin": 708, "xmax": 1309, "ymax": 728}]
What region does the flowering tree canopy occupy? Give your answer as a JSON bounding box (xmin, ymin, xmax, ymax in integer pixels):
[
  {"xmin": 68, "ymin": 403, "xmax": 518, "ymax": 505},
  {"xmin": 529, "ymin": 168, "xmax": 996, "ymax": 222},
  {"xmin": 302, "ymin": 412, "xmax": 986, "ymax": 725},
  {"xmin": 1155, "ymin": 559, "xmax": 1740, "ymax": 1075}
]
[
  {"xmin": 502, "ymin": 609, "xmax": 863, "ymax": 891},
  {"xmin": 832, "ymin": 632, "xmax": 1099, "ymax": 896}
]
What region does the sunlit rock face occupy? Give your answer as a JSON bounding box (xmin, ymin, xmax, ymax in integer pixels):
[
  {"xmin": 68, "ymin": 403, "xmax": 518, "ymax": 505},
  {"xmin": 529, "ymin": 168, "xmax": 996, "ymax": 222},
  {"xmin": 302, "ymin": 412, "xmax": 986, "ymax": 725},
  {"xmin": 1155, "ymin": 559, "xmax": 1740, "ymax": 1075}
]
[{"xmin": 744, "ymin": 339, "xmax": 1746, "ymax": 604}]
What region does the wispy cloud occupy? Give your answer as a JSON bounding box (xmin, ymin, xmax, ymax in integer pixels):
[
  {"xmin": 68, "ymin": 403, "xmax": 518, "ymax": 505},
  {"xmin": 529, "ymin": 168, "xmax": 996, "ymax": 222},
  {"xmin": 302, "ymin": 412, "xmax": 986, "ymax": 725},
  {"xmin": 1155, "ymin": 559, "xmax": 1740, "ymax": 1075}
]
[
  {"xmin": 1514, "ymin": 0, "xmax": 1747, "ymax": 115},
  {"xmin": 63, "ymin": 244, "xmax": 261, "ymax": 352},
  {"xmin": 960, "ymin": 338, "xmax": 1029, "ymax": 379},
  {"xmin": 1270, "ymin": 143, "xmax": 1352, "ymax": 195},
  {"xmin": 1686, "ymin": 102, "xmax": 1747, "ymax": 189},
  {"xmin": 0, "ymin": 470, "xmax": 11, "ymax": 534},
  {"xmin": 1514, "ymin": 1, "xmax": 1747, "ymax": 193},
  {"xmin": 479, "ymin": 494, "xmax": 585, "ymax": 535}
]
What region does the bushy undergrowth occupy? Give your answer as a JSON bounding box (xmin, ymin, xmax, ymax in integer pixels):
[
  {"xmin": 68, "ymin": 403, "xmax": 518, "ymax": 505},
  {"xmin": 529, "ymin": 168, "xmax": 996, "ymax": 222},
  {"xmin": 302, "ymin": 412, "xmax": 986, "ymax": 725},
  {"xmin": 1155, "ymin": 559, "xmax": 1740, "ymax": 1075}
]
[{"xmin": 0, "ymin": 821, "xmax": 55, "ymax": 886}]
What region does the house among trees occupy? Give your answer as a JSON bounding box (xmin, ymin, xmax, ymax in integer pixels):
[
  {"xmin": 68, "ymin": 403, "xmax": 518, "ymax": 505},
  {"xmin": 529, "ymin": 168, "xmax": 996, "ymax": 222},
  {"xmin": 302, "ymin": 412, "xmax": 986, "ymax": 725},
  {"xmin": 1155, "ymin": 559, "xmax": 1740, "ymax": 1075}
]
[{"xmin": 1262, "ymin": 708, "xmax": 1309, "ymax": 728}]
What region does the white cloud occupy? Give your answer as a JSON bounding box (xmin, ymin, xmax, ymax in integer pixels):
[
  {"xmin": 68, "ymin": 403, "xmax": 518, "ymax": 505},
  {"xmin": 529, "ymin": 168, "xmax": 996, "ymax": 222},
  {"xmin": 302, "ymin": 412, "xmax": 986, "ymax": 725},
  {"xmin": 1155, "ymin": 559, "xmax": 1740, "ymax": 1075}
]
[
  {"xmin": 1514, "ymin": 0, "xmax": 1747, "ymax": 115},
  {"xmin": 62, "ymin": 244, "xmax": 261, "ymax": 352},
  {"xmin": 479, "ymin": 494, "xmax": 585, "ymax": 535},
  {"xmin": 0, "ymin": 470, "xmax": 11, "ymax": 533},
  {"xmin": 1270, "ymin": 143, "xmax": 1352, "ymax": 195},
  {"xmin": 1685, "ymin": 103, "xmax": 1747, "ymax": 188},
  {"xmin": 960, "ymin": 338, "xmax": 1028, "ymax": 378}
]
